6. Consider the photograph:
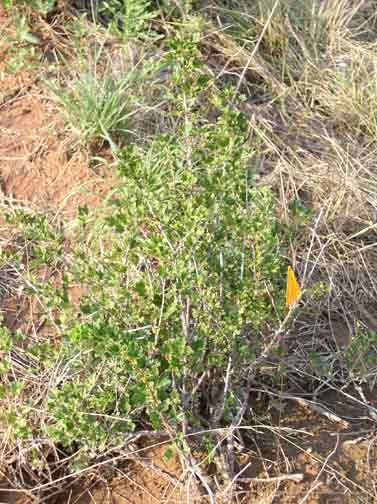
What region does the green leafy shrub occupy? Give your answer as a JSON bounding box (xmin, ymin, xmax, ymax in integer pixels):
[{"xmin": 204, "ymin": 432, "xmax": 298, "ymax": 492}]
[{"xmin": 1, "ymin": 23, "xmax": 290, "ymax": 463}]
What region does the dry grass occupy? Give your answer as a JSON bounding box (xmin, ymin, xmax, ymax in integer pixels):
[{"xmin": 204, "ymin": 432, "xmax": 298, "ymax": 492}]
[{"xmin": 208, "ymin": 0, "xmax": 377, "ymax": 314}]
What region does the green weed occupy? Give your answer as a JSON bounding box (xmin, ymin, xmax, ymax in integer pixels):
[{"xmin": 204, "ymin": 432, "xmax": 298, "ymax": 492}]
[
  {"xmin": 101, "ymin": 0, "xmax": 157, "ymax": 42},
  {"xmin": 1, "ymin": 11, "xmax": 42, "ymax": 74},
  {"xmin": 3, "ymin": 0, "xmax": 55, "ymax": 15},
  {"xmin": 344, "ymin": 330, "xmax": 377, "ymax": 385}
]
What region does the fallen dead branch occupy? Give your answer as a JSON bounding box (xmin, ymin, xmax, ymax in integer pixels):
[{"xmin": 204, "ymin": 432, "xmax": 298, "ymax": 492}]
[{"xmin": 240, "ymin": 473, "xmax": 304, "ymax": 484}]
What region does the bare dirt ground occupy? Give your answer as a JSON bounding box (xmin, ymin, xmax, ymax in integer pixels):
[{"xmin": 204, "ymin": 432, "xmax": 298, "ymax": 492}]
[
  {"xmin": 62, "ymin": 390, "xmax": 377, "ymax": 504},
  {"xmin": 0, "ymin": 89, "xmax": 112, "ymax": 214},
  {"xmin": 2, "ymin": 391, "xmax": 376, "ymax": 503},
  {"xmin": 1, "ymin": 6, "xmax": 377, "ymax": 504},
  {"xmin": 0, "ymin": 6, "xmax": 113, "ymax": 214}
]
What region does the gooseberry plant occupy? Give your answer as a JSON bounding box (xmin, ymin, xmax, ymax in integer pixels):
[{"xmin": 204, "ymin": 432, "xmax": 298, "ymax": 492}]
[{"xmin": 0, "ymin": 25, "xmax": 290, "ymax": 466}]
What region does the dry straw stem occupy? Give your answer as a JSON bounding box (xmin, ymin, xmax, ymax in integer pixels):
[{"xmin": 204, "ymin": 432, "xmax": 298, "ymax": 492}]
[
  {"xmin": 240, "ymin": 472, "xmax": 304, "ymax": 483},
  {"xmin": 235, "ymin": 0, "xmax": 281, "ymax": 93}
]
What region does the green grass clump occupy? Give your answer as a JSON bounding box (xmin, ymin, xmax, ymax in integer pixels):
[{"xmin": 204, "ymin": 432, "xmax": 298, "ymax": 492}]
[{"xmin": 48, "ymin": 60, "xmax": 137, "ymax": 148}]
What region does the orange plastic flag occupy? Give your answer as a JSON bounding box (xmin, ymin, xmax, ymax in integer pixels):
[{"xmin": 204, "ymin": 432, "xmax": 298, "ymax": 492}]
[{"xmin": 286, "ymin": 266, "xmax": 302, "ymax": 309}]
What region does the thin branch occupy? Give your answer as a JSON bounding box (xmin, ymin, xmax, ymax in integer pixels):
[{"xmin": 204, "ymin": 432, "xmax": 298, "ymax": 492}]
[{"xmin": 298, "ymin": 435, "xmax": 339, "ymax": 504}]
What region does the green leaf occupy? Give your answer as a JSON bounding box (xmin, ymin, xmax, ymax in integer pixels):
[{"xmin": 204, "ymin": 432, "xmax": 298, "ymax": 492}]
[{"xmin": 22, "ymin": 32, "xmax": 41, "ymax": 44}]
